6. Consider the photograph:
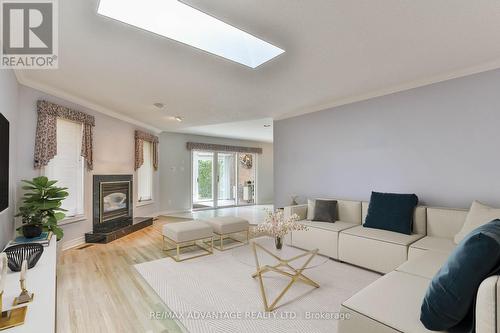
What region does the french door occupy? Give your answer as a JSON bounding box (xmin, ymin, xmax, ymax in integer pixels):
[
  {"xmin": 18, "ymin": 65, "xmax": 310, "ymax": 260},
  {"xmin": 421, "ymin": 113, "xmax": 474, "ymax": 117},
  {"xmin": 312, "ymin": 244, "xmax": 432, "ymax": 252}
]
[{"xmin": 192, "ymin": 150, "xmax": 256, "ymax": 210}]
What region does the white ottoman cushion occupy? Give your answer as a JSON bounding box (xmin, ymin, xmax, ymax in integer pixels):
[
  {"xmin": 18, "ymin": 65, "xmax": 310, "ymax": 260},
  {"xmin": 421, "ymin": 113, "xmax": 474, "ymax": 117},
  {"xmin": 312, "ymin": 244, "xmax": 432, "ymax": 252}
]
[
  {"xmin": 163, "ymin": 220, "xmax": 213, "ymax": 243},
  {"xmin": 203, "ymin": 216, "xmax": 249, "ymax": 234}
]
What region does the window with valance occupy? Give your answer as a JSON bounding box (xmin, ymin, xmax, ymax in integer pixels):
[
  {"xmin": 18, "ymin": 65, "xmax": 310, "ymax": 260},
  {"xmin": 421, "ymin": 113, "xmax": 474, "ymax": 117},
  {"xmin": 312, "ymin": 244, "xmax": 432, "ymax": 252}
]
[
  {"xmin": 34, "ymin": 100, "xmax": 95, "ymax": 170},
  {"xmin": 134, "ymin": 130, "xmax": 159, "ymax": 171}
]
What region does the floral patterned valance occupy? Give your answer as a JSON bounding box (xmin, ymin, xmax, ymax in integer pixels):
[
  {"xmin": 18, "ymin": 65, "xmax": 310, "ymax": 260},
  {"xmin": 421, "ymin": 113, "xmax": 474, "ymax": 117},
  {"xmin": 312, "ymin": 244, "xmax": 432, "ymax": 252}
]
[
  {"xmin": 135, "ymin": 130, "xmax": 159, "ymax": 170},
  {"xmin": 186, "ymin": 142, "xmax": 262, "ymax": 154},
  {"xmin": 34, "ymin": 100, "xmax": 95, "ymax": 170},
  {"xmin": 37, "ymin": 100, "xmax": 95, "ymax": 126}
]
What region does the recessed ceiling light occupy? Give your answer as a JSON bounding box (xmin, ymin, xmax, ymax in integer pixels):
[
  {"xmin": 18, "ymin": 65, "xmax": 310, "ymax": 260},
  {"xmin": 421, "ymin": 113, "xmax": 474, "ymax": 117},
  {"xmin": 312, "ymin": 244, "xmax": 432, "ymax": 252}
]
[
  {"xmin": 174, "ymin": 116, "xmax": 183, "ymax": 122},
  {"xmin": 97, "ymin": 0, "xmax": 285, "ymax": 68},
  {"xmin": 153, "ymin": 102, "xmax": 164, "ymax": 109}
]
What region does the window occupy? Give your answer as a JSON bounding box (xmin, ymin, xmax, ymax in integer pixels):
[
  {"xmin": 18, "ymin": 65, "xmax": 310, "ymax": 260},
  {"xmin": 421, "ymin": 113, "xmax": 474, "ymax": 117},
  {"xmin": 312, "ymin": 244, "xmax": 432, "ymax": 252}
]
[
  {"xmin": 97, "ymin": 0, "xmax": 284, "ymax": 68},
  {"xmin": 44, "ymin": 119, "xmax": 85, "ymax": 218},
  {"xmin": 138, "ymin": 141, "xmax": 153, "ymax": 202}
]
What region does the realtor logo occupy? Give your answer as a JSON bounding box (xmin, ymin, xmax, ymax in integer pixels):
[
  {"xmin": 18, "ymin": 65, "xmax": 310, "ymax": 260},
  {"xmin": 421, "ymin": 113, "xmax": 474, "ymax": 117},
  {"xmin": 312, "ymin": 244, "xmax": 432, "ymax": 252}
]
[{"xmin": 1, "ymin": 0, "xmax": 58, "ymax": 68}]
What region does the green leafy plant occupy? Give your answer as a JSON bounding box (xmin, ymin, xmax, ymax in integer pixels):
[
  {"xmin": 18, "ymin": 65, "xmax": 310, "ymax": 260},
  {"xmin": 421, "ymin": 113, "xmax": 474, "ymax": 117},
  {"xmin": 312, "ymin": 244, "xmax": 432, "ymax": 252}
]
[
  {"xmin": 198, "ymin": 160, "xmax": 213, "ymax": 199},
  {"xmin": 15, "ymin": 176, "xmax": 69, "ymax": 240}
]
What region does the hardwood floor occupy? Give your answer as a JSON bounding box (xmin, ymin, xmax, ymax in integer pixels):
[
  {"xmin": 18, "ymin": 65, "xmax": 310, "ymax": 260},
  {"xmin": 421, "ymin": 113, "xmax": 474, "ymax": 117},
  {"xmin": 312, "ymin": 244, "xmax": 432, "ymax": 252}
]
[{"xmin": 57, "ymin": 217, "xmax": 190, "ymax": 333}]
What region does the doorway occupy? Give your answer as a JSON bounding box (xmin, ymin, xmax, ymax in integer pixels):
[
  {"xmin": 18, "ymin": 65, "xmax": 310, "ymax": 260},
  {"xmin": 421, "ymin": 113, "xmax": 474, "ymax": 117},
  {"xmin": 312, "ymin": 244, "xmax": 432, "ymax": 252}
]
[{"xmin": 192, "ymin": 150, "xmax": 256, "ymax": 210}]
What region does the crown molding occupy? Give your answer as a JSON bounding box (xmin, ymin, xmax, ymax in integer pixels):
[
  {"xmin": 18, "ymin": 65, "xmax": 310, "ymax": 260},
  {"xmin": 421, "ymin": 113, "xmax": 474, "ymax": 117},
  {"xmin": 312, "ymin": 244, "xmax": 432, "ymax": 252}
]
[
  {"xmin": 13, "ymin": 71, "xmax": 163, "ymax": 134},
  {"xmin": 275, "ymin": 58, "xmax": 500, "ymax": 121}
]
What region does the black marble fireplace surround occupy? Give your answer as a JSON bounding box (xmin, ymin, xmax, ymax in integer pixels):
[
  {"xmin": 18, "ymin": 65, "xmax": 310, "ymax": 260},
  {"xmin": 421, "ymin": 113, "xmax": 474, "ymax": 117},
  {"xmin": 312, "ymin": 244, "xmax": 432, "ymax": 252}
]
[{"xmin": 85, "ymin": 174, "xmax": 152, "ymax": 244}]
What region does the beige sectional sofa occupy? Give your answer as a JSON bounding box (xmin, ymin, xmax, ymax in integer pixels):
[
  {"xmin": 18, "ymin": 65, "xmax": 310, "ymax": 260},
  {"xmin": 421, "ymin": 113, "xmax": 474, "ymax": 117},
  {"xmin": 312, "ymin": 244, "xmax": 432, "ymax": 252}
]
[
  {"xmin": 284, "ymin": 200, "xmax": 500, "ymax": 333},
  {"xmin": 284, "ymin": 200, "xmax": 362, "ymax": 259}
]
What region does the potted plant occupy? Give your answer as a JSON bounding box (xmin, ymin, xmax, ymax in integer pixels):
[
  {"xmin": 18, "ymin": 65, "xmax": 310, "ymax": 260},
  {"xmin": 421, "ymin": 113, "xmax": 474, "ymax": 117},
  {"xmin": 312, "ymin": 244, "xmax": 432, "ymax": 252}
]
[
  {"xmin": 15, "ymin": 176, "xmax": 69, "ymax": 240},
  {"xmin": 255, "ymin": 209, "xmax": 307, "ymax": 249}
]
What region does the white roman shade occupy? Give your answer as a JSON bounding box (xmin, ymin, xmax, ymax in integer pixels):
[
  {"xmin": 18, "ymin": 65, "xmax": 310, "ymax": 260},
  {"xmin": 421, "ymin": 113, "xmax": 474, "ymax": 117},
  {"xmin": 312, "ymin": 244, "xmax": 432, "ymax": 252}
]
[{"xmin": 44, "ymin": 119, "xmax": 85, "ymax": 217}]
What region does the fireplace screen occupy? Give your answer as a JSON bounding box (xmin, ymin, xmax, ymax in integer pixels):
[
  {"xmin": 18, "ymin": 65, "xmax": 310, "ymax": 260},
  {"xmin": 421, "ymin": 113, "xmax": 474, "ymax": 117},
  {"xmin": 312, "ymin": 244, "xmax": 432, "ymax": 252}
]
[{"xmin": 100, "ymin": 181, "xmax": 130, "ymax": 223}]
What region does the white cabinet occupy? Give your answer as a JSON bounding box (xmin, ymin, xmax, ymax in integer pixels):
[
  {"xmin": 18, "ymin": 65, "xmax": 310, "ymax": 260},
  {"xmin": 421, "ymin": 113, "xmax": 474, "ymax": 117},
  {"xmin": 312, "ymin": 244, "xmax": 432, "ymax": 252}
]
[{"xmin": 4, "ymin": 238, "xmax": 56, "ymax": 333}]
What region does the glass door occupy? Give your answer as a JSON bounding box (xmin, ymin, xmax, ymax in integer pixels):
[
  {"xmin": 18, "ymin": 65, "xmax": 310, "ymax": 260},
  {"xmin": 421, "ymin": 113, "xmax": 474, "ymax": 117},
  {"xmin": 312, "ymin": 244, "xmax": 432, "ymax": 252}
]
[
  {"xmin": 192, "ymin": 151, "xmax": 215, "ymax": 209},
  {"xmin": 192, "ymin": 150, "xmax": 257, "ymax": 210},
  {"xmin": 217, "ymin": 152, "xmax": 237, "ymax": 207}
]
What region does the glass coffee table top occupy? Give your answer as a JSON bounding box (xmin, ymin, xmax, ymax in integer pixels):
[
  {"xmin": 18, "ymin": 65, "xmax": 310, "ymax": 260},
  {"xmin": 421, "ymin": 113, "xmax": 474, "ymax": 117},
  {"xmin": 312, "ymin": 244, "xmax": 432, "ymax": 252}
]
[{"xmin": 232, "ymin": 236, "xmax": 329, "ymax": 271}]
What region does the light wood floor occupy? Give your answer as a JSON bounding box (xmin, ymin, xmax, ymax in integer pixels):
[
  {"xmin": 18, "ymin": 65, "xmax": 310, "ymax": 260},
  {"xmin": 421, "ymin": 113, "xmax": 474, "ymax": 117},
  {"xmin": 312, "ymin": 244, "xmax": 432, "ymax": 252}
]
[{"xmin": 56, "ymin": 217, "xmax": 190, "ymax": 333}]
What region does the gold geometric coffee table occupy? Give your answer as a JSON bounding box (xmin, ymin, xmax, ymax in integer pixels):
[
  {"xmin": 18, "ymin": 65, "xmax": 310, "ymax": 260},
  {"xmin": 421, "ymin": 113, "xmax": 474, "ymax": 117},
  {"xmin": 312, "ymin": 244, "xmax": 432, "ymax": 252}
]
[{"xmin": 232, "ymin": 237, "xmax": 327, "ymax": 312}]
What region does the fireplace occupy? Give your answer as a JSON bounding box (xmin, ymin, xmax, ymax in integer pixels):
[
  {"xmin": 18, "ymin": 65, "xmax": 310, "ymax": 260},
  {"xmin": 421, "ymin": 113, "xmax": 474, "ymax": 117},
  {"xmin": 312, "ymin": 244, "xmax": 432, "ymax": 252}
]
[
  {"xmin": 85, "ymin": 174, "xmax": 153, "ymax": 244},
  {"xmin": 101, "ymin": 181, "xmax": 130, "ymax": 223},
  {"xmin": 92, "ymin": 175, "xmax": 133, "ymax": 233}
]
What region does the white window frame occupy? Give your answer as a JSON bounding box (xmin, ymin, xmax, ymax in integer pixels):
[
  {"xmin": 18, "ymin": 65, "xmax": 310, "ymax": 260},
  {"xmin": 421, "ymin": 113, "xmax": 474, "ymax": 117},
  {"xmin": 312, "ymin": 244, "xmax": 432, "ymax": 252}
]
[
  {"xmin": 43, "ymin": 118, "xmax": 86, "ymax": 224},
  {"xmin": 137, "ymin": 140, "xmax": 154, "ymax": 205}
]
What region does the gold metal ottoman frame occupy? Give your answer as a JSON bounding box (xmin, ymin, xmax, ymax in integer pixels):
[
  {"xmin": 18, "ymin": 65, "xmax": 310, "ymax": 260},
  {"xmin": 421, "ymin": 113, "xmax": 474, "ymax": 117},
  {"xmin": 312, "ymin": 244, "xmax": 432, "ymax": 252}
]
[
  {"xmin": 162, "ymin": 235, "xmax": 214, "ymax": 262},
  {"xmin": 206, "ymin": 229, "xmax": 250, "ymax": 251}
]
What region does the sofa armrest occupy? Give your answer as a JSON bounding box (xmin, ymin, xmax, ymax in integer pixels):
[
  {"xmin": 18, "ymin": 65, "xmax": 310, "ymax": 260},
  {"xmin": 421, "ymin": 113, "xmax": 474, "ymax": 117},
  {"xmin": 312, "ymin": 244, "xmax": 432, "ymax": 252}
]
[
  {"xmin": 476, "ymin": 275, "xmax": 500, "ymax": 333},
  {"xmin": 283, "ymin": 204, "xmax": 308, "ymax": 221}
]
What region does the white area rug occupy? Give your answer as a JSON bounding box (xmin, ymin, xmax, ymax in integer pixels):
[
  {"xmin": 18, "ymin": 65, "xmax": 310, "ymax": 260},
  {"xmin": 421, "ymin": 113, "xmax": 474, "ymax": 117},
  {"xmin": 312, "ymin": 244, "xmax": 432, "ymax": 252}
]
[{"xmin": 135, "ymin": 247, "xmax": 380, "ymax": 333}]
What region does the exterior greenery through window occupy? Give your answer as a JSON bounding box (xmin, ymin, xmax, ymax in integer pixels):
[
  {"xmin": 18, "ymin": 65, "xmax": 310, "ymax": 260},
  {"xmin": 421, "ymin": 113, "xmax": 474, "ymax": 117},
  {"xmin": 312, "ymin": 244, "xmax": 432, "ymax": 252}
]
[{"xmin": 197, "ymin": 159, "xmax": 212, "ymax": 199}]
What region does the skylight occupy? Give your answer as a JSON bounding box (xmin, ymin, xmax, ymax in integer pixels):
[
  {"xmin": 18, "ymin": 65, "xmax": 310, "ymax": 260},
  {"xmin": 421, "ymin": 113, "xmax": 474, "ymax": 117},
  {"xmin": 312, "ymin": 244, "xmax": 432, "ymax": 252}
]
[{"xmin": 97, "ymin": 0, "xmax": 285, "ymax": 68}]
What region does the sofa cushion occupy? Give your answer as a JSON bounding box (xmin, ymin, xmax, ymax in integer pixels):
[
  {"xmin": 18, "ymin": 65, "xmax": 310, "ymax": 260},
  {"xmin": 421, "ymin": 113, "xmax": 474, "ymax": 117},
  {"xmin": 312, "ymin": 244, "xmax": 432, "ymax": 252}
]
[
  {"xmin": 337, "ymin": 200, "xmax": 362, "ymax": 224},
  {"xmin": 313, "ymin": 199, "xmax": 337, "ymax": 222},
  {"xmin": 341, "ymin": 225, "xmax": 423, "ymax": 246},
  {"xmin": 363, "ymin": 203, "xmax": 427, "ymax": 236},
  {"xmin": 364, "ymin": 192, "xmax": 419, "ymax": 235},
  {"xmin": 307, "ymin": 199, "xmax": 333, "ymax": 220},
  {"xmin": 292, "ymin": 221, "xmax": 357, "ymax": 259},
  {"xmin": 409, "ymin": 236, "xmax": 456, "ymax": 255},
  {"xmin": 299, "ymin": 220, "xmax": 358, "ymax": 232},
  {"xmin": 421, "ymin": 219, "xmax": 500, "ymax": 331},
  {"xmin": 426, "ymin": 207, "xmax": 467, "ymax": 239},
  {"xmin": 454, "ymin": 200, "xmax": 500, "ymax": 244},
  {"xmin": 397, "ymin": 251, "xmax": 450, "ymax": 279},
  {"xmin": 338, "ymin": 227, "xmax": 424, "ymax": 273},
  {"xmin": 307, "ymin": 199, "xmax": 362, "ymax": 223},
  {"xmin": 342, "ymin": 271, "xmax": 435, "ymax": 333},
  {"xmin": 475, "ymin": 275, "xmax": 500, "ymax": 333}
]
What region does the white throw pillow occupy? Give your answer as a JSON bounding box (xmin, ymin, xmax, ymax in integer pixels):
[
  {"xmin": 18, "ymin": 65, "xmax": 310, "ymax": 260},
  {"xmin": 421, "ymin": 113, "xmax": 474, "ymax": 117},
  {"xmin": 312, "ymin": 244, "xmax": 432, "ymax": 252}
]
[{"xmin": 454, "ymin": 200, "xmax": 500, "ymax": 244}]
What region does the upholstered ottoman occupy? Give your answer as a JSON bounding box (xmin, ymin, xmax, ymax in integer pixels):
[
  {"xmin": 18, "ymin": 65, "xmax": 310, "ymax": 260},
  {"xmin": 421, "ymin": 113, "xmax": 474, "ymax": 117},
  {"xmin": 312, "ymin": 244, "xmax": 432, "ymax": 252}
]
[
  {"xmin": 202, "ymin": 216, "xmax": 249, "ymax": 250},
  {"xmin": 162, "ymin": 220, "xmax": 214, "ymax": 261}
]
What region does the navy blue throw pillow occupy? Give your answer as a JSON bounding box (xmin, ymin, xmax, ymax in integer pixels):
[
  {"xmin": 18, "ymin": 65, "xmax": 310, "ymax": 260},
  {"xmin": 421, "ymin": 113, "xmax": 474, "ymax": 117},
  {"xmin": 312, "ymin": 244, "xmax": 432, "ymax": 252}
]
[
  {"xmin": 364, "ymin": 192, "xmax": 418, "ymax": 235},
  {"xmin": 420, "ymin": 219, "xmax": 500, "ymax": 332}
]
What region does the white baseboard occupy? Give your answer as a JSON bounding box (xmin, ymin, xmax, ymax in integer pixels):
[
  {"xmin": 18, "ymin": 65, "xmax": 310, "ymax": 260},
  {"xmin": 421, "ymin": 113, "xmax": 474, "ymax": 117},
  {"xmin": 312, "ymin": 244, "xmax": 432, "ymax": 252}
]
[{"xmin": 61, "ymin": 236, "xmax": 85, "ymax": 251}]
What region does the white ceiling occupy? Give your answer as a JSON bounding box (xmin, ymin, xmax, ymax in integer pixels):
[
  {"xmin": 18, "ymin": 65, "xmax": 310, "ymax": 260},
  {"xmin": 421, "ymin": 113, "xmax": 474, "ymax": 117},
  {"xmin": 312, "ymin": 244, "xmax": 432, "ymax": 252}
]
[
  {"xmin": 178, "ymin": 117, "xmax": 273, "ymax": 142},
  {"xmin": 16, "ymin": 0, "xmax": 500, "ymax": 141}
]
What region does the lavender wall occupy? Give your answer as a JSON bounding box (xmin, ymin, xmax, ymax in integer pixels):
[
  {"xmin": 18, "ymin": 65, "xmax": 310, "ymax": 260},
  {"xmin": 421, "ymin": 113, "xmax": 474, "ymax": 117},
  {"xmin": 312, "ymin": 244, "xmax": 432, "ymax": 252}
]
[
  {"xmin": 274, "ymin": 69, "xmax": 500, "ymax": 209},
  {"xmin": 16, "ymin": 85, "xmax": 160, "ymax": 249}
]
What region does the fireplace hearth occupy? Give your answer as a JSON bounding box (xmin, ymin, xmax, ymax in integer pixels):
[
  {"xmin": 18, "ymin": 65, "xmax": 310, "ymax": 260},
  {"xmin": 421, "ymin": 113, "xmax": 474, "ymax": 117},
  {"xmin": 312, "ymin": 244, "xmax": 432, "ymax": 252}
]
[{"xmin": 85, "ymin": 175, "xmax": 152, "ymax": 244}]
